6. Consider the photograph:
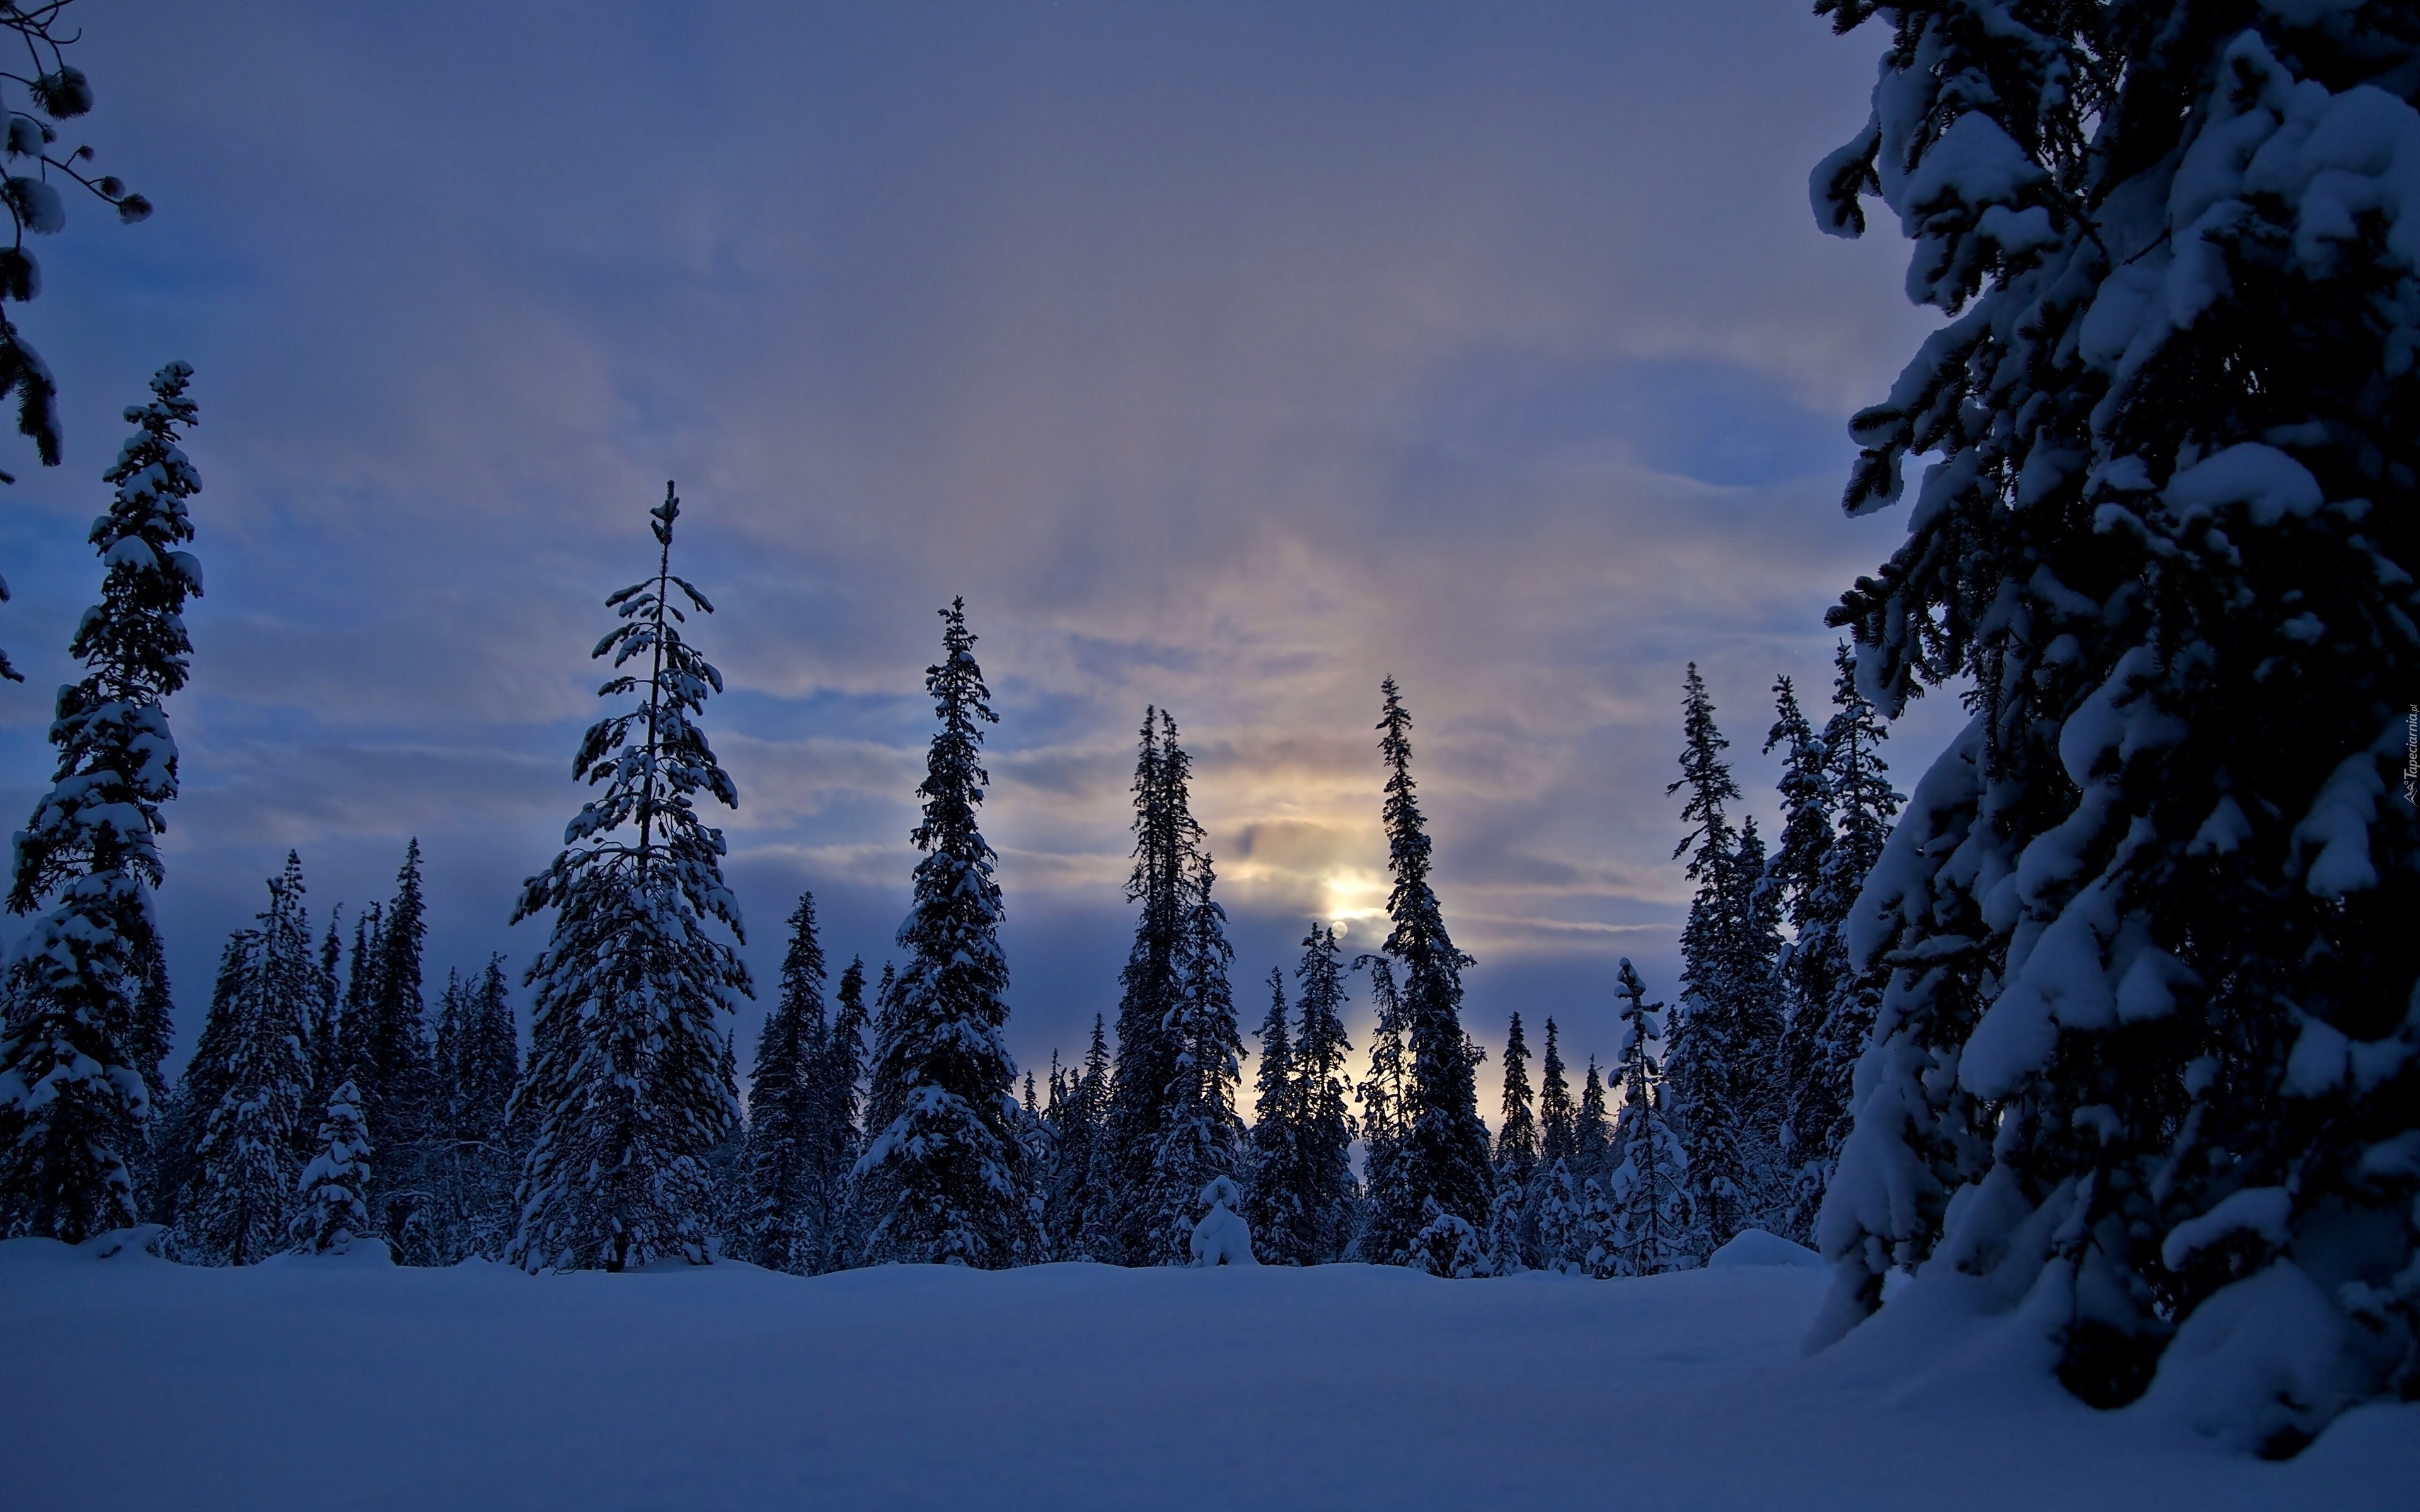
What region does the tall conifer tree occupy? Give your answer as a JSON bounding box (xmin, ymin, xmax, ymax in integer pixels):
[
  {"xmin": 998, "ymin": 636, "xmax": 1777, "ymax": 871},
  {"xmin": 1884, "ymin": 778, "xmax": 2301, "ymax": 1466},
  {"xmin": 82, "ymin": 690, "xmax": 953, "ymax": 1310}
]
[
  {"xmin": 1043, "ymin": 1013, "xmax": 1112, "ymax": 1261},
  {"xmin": 0, "ymin": 364, "xmax": 200, "ymax": 1242},
  {"xmin": 743, "ymin": 892, "xmax": 827, "ymax": 1274},
  {"xmin": 1102, "ymin": 707, "xmax": 1208, "ymax": 1263},
  {"xmin": 1352, "ymin": 955, "xmax": 1415, "ymax": 1263},
  {"xmin": 1374, "ymin": 678, "xmax": 1494, "ymax": 1264},
  {"xmin": 855, "ymin": 600, "xmax": 1028, "ymax": 1267},
  {"xmin": 812, "ymin": 953, "xmax": 870, "ymax": 1271},
  {"xmin": 1289, "ymin": 923, "xmax": 1359, "ymax": 1264},
  {"xmin": 360, "ymin": 840, "xmax": 431, "ymax": 1254},
  {"xmin": 1138, "ymin": 855, "xmax": 1245, "ymax": 1264},
  {"xmin": 1605, "ymin": 958, "xmax": 1695, "ymax": 1275},
  {"xmin": 1807, "ymin": 0, "xmax": 2420, "ymax": 1442},
  {"xmin": 1489, "ymin": 1011, "xmax": 1540, "ymax": 1273},
  {"xmin": 173, "ymin": 857, "xmax": 316, "ymax": 1265},
  {"xmin": 510, "ymin": 483, "xmax": 749, "ymax": 1272},
  {"xmin": 1536, "ymin": 1017, "xmax": 1574, "ymax": 1171},
  {"xmin": 1664, "ymin": 666, "xmax": 1777, "ymax": 1251},
  {"xmin": 1243, "ymin": 970, "xmax": 1302, "ymax": 1263}
]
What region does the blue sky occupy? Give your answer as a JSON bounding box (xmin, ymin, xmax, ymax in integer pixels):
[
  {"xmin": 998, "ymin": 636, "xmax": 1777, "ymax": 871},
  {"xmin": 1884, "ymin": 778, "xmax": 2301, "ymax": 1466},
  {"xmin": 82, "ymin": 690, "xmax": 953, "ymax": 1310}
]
[{"xmin": 0, "ymin": 1, "xmax": 1964, "ymax": 1091}]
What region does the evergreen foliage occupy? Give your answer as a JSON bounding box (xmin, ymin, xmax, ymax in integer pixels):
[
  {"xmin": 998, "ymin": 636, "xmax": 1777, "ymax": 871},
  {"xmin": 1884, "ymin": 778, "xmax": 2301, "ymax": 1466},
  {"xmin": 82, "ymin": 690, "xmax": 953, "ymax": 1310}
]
[
  {"xmin": 855, "ymin": 600, "xmax": 1028, "ymax": 1268},
  {"xmin": 1102, "ymin": 707, "xmax": 1209, "ymax": 1264},
  {"xmin": 1536, "ymin": 1017, "xmax": 1574, "ymax": 1171},
  {"xmin": 1351, "ymin": 954, "xmax": 1415, "ymax": 1263},
  {"xmin": 172, "ymin": 857, "xmax": 316, "ymax": 1266},
  {"xmin": 1808, "ymin": 0, "xmax": 2420, "ymax": 1442},
  {"xmin": 1374, "ymin": 678, "xmax": 1494, "ymax": 1255},
  {"xmin": 1248, "ymin": 925, "xmax": 1359, "ymax": 1266},
  {"xmin": 1604, "ymin": 958, "xmax": 1697, "ymax": 1276},
  {"xmin": 289, "ymin": 1080, "xmax": 372, "ymax": 1256},
  {"xmin": 1765, "ymin": 652, "xmax": 1902, "ymax": 1244},
  {"xmin": 1405, "ymin": 1196, "xmax": 1485, "ymax": 1280},
  {"xmin": 1492, "ymin": 1011, "xmax": 1539, "ymax": 1271},
  {"xmin": 1664, "ymin": 665, "xmax": 1780, "ymax": 1253},
  {"xmin": 1533, "ymin": 1156, "xmax": 1587, "ymax": 1276},
  {"xmin": 1243, "ymin": 970, "xmax": 1302, "ymax": 1262},
  {"xmin": 742, "ymin": 892, "xmax": 828, "ymax": 1274},
  {"xmin": 0, "ymin": 363, "xmax": 200, "ymax": 1242},
  {"xmin": 1287, "ymin": 923, "xmax": 1359, "ymax": 1264},
  {"xmin": 509, "ymin": 483, "xmax": 749, "ymax": 1273},
  {"xmin": 359, "ymin": 840, "xmax": 431, "ymax": 1256},
  {"xmin": 0, "ymin": 0, "xmax": 153, "ymax": 522},
  {"xmin": 1139, "ymin": 856, "xmax": 1246, "ymax": 1263},
  {"xmin": 1040, "ymin": 1014, "xmax": 1112, "ymax": 1261},
  {"xmin": 1575, "ymin": 1060, "xmax": 1610, "ymax": 1188},
  {"xmin": 429, "ymin": 956, "xmax": 518, "ymax": 1263},
  {"xmin": 813, "ymin": 953, "xmax": 870, "ymax": 1269}
]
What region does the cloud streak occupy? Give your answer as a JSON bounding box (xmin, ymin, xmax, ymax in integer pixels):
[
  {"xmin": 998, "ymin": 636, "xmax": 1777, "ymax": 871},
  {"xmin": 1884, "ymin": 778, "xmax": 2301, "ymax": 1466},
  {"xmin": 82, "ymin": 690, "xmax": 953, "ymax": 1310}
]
[{"xmin": 0, "ymin": 0, "xmax": 1964, "ymax": 1090}]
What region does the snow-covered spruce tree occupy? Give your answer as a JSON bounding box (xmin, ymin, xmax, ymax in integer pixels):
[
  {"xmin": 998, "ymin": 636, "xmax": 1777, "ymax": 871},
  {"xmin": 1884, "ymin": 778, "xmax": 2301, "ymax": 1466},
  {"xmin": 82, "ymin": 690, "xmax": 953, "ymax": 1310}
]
[
  {"xmin": 289, "ymin": 1080, "xmax": 372, "ymax": 1256},
  {"xmin": 1534, "ymin": 1157, "xmax": 1587, "ymax": 1275},
  {"xmin": 1489, "ymin": 1011, "xmax": 1539, "ymax": 1273},
  {"xmin": 357, "ymin": 840, "xmax": 432, "ymax": 1256},
  {"xmin": 1351, "ymin": 954, "xmax": 1414, "ymax": 1263},
  {"xmin": 427, "ymin": 970, "xmax": 469, "ymax": 1248},
  {"xmin": 1138, "ymin": 854, "xmax": 1246, "ymax": 1265},
  {"xmin": 854, "ymin": 600, "xmax": 1030, "ymax": 1268},
  {"xmin": 126, "ymin": 924, "xmax": 178, "ymax": 1216},
  {"xmin": 811, "ymin": 952, "xmax": 870, "ymax": 1271},
  {"xmin": 1243, "ymin": 969, "xmax": 1303, "ymax": 1262},
  {"xmin": 148, "ymin": 929, "xmax": 252, "ymax": 1234},
  {"xmin": 742, "ymin": 891, "xmax": 827, "ymax": 1274},
  {"xmin": 1536, "ymin": 1017, "xmax": 1575, "ymax": 1171},
  {"xmin": 1102, "ymin": 707, "xmax": 1207, "ymax": 1264},
  {"xmin": 509, "ymin": 483, "xmax": 750, "ymax": 1273},
  {"xmin": 1374, "ymin": 678, "xmax": 1494, "ymax": 1270},
  {"xmin": 429, "ymin": 955, "xmax": 518, "ymax": 1262},
  {"xmin": 0, "ymin": 362, "xmax": 200, "ymax": 1242},
  {"xmin": 1040, "ymin": 1014, "xmax": 1108, "ymax": 1259},
  {"xmin": 1288, "ymin": 923, "xmax": 1359, "ymax": 1264},
  {"xmin": 1807, "ymin": 0, "xmax": 2420, "ymax": 1444},
  {"xmin": 1605, "ymin": 958, "xmax": 1697, "ymax": 1276},
  {"xmin": 1763, "ymin": 675, "xmax": 1838, "ymax": 1238},
  {"xmin": 173, "ymin": 857, "xmax": 317, "ymax": 1265},
  {"xmin": 1575, "ymin": 1059, "xmax": 1610, "ymax": 1188},
  {"xmin": 1407, "ymin": 1196, "xmax": 1485, "ymax": 1279},
  {"xmin": 1732, "ymin": 815, "xmax": 1788, "ymax": 1226},
  {"xmin": 308, "ymin": 912, "xmax": 345, "ymax": 1110},
  {"xmin": 1663, "ymin": 665, "xmax": 1781, "ymax": 1252},
  {"xmin": 1766, "ymin": 654, "xmax": 1903, "ymax": 1245}
]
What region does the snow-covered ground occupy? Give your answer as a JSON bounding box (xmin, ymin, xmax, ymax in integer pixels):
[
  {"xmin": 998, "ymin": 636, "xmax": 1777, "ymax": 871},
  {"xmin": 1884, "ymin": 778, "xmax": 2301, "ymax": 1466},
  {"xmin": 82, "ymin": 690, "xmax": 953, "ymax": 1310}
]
[{"xmin": 4, "ymin": 1235, "xmax": 2410, "ymax": 1511}]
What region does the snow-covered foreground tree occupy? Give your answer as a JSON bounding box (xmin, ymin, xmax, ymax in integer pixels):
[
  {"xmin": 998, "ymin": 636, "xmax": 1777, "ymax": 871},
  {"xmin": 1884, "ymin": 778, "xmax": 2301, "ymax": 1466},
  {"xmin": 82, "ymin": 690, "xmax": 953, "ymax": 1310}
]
[
  {"xmin": 0, "ymin": 362, "xmax": 199, "ymax": 1243},
  {"xmin": 1809, "ymin": 0, "xmax": 2420, "ymax": 1450},
  {"xmin": 854, "ymin": 600, "xmax": 1030, "ymax": 1267},
  {"xmin": 510, "ymin": 483, "xmax": 749, "ymax": 1273}
]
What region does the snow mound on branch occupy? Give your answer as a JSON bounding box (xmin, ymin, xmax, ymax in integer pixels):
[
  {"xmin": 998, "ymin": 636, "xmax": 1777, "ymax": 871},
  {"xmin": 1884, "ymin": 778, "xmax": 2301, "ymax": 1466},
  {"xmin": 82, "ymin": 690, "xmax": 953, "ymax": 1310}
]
[{"xmin": 1709, "ymin": 1229, "xmax": 1823, "ymax": 1269}]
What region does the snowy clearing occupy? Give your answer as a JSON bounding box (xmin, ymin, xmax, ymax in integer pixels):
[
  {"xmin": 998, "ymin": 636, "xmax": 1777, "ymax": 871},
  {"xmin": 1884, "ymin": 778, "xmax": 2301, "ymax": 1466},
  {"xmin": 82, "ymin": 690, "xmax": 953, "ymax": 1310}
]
[{"xmin": 3, "ymin": 1237, "xmax": 2411, "ymax": 1511}]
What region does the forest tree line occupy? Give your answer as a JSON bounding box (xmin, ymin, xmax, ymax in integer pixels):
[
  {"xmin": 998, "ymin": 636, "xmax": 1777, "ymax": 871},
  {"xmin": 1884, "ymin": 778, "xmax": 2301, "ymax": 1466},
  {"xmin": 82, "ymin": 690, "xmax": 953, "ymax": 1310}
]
[{"xmin": 3, "ymin": 447, "xmax": 1901, "ymax": 1281}]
